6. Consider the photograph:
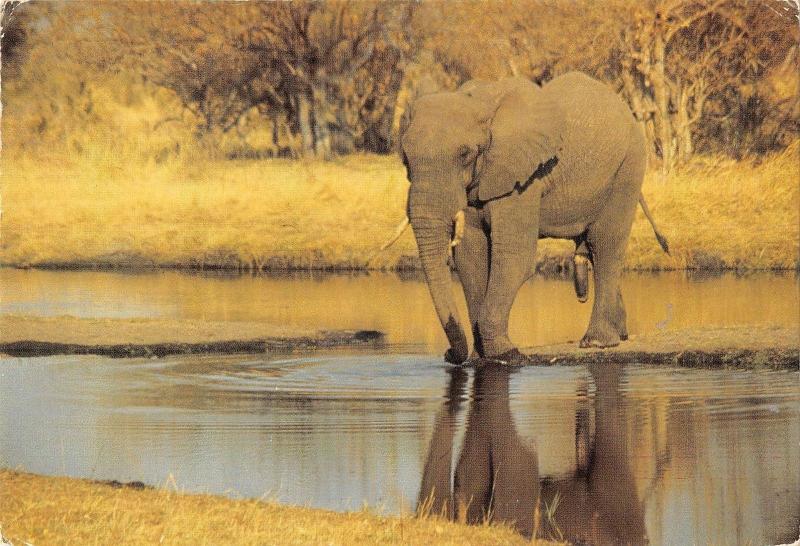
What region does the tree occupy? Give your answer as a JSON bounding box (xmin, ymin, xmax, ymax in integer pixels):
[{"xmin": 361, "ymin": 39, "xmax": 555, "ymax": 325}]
[
  {"xmin": 82, "ymin": 1, "xmax": 418, "ymax": 159},
  {"xmin": 1, "ymin": 0, "xmax": 32, "ymax": 79},
  {"xmin": 614, "ymin": 0, "xmax": 798, "ymax": 170},
  {"xmin": 242, "ymin": 1, "xmax": 416, "ymax": 158},
  {"xmin": 75, "ymin": 3, "xmax": 266, "ymax": 137},
  {"xmin": 4, "ymin": 0, "xmax": 796, "ymax": 164}
]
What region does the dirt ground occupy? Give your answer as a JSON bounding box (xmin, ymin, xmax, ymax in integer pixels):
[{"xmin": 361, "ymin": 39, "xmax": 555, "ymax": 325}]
[
  {"xmin": 520, "ymin": 325, "xmax": 799, "ymax": 369},
  {"xmin": 0, "ymin": 314, "xmax": 796, "ymax": 368}
]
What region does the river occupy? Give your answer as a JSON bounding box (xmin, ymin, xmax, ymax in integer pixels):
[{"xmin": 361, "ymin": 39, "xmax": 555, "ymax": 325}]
[{"xmin": 1, "ymin": 269, "xmax": 798, "ymax": 544}]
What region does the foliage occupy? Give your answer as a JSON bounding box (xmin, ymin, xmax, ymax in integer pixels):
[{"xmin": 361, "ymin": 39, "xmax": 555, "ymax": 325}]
[
  {"xmin": 611, "ymin": 0, "xmax": 800, "ymax": 169},
  {"xmin": 421, "ymin": 0, "xmax": 799, "ymax": 169},
  {"xmin": 8, "ymin": 1, "xmax": 417, "ymax": 159},
  {"xmin": 1, "ymin": 0, "xmax": 31, "ymax": 78},
  {"xmin": 1, "ymin": 0, "xmax": 797, "ymax": 167}
]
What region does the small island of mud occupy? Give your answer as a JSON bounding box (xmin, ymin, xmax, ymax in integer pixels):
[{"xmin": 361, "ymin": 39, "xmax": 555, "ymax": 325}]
[
  {"xmin": 0, "ymin": 315, "xmax": 384, "ymax": 358},
  {"xmin": 1, "ymin": 315, "xmax": 795, "ymax": 370}
]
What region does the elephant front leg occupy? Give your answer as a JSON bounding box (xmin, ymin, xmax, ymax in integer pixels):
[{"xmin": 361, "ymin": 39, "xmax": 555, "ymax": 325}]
[
  {"xmin": 475, "ymin": 186, "xmax": 543, "ymax": 363},
  {"xmin": 453, "ymin": 208, "xmax": 489, "ymax": 361}
]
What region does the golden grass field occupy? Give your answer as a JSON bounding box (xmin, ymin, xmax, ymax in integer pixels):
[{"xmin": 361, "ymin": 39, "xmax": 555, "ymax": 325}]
[
  {"xmin": 1, "ymin": 143, "xmax": 798, "ymax": 272},
  {"xmin": 0, "ymin": 470, "xmax": 561, "ymax": 546}
]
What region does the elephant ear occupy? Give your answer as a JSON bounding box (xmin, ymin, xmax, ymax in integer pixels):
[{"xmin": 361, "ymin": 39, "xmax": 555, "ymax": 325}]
[{"xmin": 476, "ymin": 79, "xmax": 564, "ymax": 203}]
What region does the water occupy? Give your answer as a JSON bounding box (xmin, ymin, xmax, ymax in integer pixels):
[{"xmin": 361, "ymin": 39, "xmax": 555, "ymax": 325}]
[
  {"xmin": 1, "ymin": 268, "xmax": 798, "ymax": 350},
  {"xmin": 1, "ymin": 269, "xmax": 799, "ymax": 544},
  {"xmin": 1, "ymin": 354, "xmax": 797, "ymax": 544}
]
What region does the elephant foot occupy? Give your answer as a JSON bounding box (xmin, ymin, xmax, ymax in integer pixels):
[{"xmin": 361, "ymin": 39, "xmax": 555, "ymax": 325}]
[
  {"xmin": 486, "ymin": 348, "xmax": 531, "ymax": 366},
  {"xmin": 579, "ymin": 328, "xmax": 621, "ymax": 349},
  {"xmin": 459, "ymin": 350, "xmax": 483, "ymax": 367},
  {"xmin": 613, "ymin": 314, "xmax": 628, "ymax": 341},
  {"xmin": 444, "ymin": 348, "xmax": 467, "ymax": 365}
]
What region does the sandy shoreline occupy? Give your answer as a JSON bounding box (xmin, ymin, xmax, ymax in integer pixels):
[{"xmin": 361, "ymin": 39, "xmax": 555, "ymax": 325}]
[
  {"xmin": 520, "ymin": 325, "xmax": 799, "ymax": 369},
  {"xmin": 0, "ymin": 315, "xmax": 315, "ymax": 345}
]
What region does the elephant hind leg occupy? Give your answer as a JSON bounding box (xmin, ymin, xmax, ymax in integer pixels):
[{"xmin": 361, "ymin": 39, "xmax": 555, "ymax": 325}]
[
  {"xmin": 581, "ymin": 154, "xmax": 643, "ymax": 349},
  {"xmin": 580, "ymin": 231, "xmax": 625, "ymax": 348}
]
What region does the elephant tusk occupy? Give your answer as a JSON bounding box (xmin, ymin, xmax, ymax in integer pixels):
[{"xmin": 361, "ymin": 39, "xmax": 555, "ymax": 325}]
[
  {"xmin": 379, "ymin": 216, "xmax": 410, "ymax": 251},
  {"xmin": 450, "ymin": 210, "xmax": 465, "ymax": 248},
  {"xmin": 365, "ymin": 217, "xmax": 410, "ymax": 267}
]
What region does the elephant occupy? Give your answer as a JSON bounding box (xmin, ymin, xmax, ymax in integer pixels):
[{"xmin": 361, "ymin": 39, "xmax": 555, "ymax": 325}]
[
  {"xmin": 399, "ymin": 72, "xmax": 669, "ymax": 364},
  {"xmin": 417, "ymin": 363, "xmax": 647, "ymax": 544}
]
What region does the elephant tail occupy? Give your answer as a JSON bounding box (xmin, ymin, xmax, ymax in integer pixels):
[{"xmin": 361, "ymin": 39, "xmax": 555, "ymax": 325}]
[{"xmin": 639, "ymin": 194, "xmax": 670, "ymax": 255}]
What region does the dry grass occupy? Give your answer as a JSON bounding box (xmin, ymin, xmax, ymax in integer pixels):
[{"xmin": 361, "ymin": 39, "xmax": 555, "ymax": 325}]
[
  {"xmin": 0, "ymin": 153, "xmax": 410, "ymax": 270},
  {"xmin": 1, "ymin": 143, "xmax": 797, "ymax": 271},
  {"xmin": 0, "ymin": 470, "xmax": 558, "ymax": 546},
  {"xmin": 627, "ymin": 142, "xmax": 800, "ymax": 271}
]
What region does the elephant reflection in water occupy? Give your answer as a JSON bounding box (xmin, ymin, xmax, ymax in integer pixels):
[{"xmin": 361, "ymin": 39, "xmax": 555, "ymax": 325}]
[
  {"xmin": 417, "ymin": 363, "xmax": 646, "ymax": 545},
  {"xmin": 418, "ymin": 366, "xmax": 540, "ymax": 535}
]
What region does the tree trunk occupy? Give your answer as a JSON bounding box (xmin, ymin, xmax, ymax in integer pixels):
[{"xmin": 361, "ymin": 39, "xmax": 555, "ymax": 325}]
[
  {"xmin": 271, "ymin": 117, "xmax": 280, "ymax": 150},
  {"xmin": 620, "ymin": 63, "xmax": 657, "ymax": 162},
  {"xmin": 302, "ymin": 81, "xmax": 332, "ymax": 160},
  {"xmin": 312, "ymin": 110, "xmax": 332, "ymax": 160},
  {"xmin": 296, "ymin": 94, "xmax": 315, "ymax": 158},
  {"xmin": 651, "ymin": 28, "xmax": 675, "ymax": 174},
  {"xmin": 374, "ymin": 58, "xmax": 406, "ymax": 152},
  {"xmin": 675, "ymin": 86, "xmax": 694, "ymax": 163}
]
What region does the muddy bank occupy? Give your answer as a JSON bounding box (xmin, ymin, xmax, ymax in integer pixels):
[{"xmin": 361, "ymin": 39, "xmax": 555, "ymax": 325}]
[
  {"xmin": 1, "ymin": 312, "xmax": 795, "ymax": 369},
  {"xmin": 0, "ymin": 330, "xmax": 384, "ymax": 358},
  {"xmin": 520, "ymin": 326, "xmax": 798, "ymax": 370},
  {"xmin": 0, "ymin": 314, "xmax": 384, "ymax": 358}
]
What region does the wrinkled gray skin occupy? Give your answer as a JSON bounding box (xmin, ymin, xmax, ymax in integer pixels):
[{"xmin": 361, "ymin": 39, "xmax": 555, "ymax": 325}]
[{"xmin": 401, "ymin": 72, "xmax": 653, "ymax": 364}]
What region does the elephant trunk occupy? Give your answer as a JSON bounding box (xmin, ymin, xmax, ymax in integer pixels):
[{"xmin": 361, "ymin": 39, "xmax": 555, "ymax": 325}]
[{"xmin": 411, "ymin": 215, "xmax": 469, "ymax": 363}]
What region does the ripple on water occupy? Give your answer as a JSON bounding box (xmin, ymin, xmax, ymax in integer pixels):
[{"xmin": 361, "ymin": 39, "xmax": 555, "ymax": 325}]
[{"xmin": 165, "ymin": 354, "xmax": 454, "ymax": 399}]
